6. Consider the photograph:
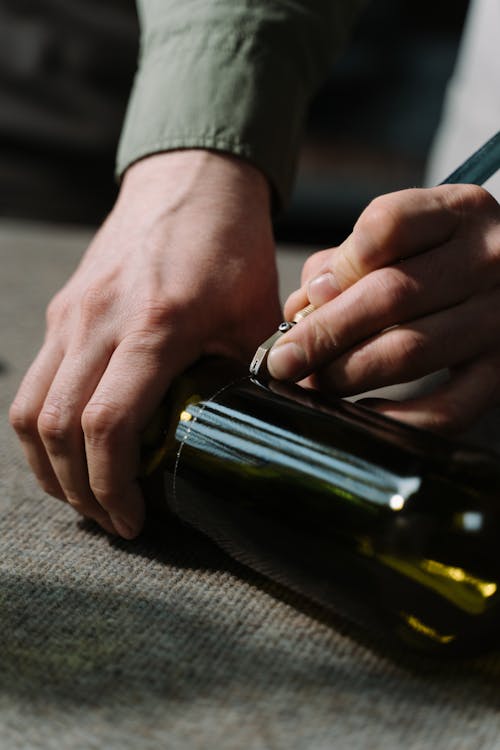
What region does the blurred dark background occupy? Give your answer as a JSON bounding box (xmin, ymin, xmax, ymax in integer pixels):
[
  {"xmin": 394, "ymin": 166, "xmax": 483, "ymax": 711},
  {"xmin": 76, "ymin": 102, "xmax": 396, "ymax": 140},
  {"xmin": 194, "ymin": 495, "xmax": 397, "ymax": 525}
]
[
  {"xmin": 0, "ymin": 0, "xmax": 138, "ymax": 225},
  {"xmin": 0, "ymin": 0, "xmax": 470, "ymax": 243}
]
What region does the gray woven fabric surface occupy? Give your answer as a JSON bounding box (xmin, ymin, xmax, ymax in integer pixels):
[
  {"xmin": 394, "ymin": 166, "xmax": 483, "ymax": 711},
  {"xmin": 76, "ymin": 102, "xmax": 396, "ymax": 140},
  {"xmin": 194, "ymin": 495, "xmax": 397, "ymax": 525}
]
[{"xmin": 2, "ymin": 221, "xmax": 500, "ymax": 750}]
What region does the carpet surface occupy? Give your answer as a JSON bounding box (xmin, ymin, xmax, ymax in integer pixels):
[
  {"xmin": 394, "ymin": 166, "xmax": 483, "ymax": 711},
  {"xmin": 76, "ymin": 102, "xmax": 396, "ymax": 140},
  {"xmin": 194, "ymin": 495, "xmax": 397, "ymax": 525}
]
[{"xmin": 2, "ymin": 221, "xmax": 500, "ymax": 750}]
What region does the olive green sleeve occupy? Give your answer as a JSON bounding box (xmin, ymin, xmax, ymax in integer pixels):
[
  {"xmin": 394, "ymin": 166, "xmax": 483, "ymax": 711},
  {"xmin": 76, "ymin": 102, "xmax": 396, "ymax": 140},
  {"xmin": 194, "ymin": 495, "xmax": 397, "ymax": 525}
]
[{"xmin": 116, "ymin": 0, "xmax": 366, "ymax": 211}]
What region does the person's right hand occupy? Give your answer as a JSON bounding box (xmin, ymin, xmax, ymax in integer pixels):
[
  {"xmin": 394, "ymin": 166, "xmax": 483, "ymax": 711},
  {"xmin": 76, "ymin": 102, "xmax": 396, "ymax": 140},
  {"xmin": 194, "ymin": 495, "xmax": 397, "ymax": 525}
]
[
  {"xmin": 269, "ymin": 185, "xmax": 500, "ymax": 435},
  {"xmin": 9, "ymin": 150, "xmax": 281, "ymax": 539}
]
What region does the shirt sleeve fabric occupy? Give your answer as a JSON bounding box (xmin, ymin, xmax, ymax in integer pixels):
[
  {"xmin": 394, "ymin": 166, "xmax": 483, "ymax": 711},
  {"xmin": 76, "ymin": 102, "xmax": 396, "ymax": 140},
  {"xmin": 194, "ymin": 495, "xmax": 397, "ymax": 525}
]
[{"xmin": 116, "ymin": 0, "xmax": 366, "ymax": 211}]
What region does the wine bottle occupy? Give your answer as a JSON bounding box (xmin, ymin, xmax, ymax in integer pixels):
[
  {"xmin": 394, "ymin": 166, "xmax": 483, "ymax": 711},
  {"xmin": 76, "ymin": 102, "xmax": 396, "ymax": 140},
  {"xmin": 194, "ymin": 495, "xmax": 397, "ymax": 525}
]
[{"xmin": 140, "ymin": 358, "xmax": 500, "ymax": 655}]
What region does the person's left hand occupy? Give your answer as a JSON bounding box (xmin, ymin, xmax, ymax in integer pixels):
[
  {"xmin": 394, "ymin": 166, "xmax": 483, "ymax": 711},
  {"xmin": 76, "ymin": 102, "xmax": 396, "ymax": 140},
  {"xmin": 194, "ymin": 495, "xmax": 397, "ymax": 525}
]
[
  {"xmin": 9, "ymin": 150, "xmax": 281, "ymax": 539},
  {"xmin": 267, "ymin": 185, "xmax": 500, "ymax": 434}
]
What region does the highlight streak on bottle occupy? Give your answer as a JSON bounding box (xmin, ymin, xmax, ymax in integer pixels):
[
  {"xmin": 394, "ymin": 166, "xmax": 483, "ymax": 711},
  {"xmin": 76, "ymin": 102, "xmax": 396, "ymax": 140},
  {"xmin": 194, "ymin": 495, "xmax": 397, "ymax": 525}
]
[
  {"xmin": 401, "ymin": 613, "xmax": 456, "ymax": 645},
  {"xmin": 175, "ymin": 398, "xmax": 421, "ymax": 510},
  {"xmin": 373, "ymin": 553, "xmax": 497, "ymax": 615}
]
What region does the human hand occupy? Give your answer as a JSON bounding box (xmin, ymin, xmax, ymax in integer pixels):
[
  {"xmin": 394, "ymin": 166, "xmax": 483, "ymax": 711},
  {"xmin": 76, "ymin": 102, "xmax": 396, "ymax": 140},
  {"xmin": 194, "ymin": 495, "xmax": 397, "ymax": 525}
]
[
  {"xmin": 268, "ymin": 185, "xmax": 500, "ymax": 434},
  {"xmin": 10, "ymin": 150, "xmax": 281, "ymax": 538}
]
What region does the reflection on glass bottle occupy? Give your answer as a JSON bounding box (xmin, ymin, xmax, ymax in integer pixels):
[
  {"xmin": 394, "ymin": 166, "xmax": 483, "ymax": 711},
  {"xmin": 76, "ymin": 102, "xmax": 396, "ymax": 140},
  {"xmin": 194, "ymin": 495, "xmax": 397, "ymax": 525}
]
[{"xmin": 141, "ymin": 359, "xmax": 500, "ymax": 655}]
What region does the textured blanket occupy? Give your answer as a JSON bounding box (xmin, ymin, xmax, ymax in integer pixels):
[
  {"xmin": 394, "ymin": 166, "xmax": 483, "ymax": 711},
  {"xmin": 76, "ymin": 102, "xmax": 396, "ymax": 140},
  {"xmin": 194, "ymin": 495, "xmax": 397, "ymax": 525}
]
[{"xmin": 2, "ymin": 221, "xmax": 500, "ymax": 750}]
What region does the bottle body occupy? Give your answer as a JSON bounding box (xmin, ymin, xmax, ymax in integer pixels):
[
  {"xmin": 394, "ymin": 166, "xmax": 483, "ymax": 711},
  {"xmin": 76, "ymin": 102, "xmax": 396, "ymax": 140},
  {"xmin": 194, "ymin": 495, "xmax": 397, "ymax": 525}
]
[{"xmin": 141, "ymin": 359, "xmax": 500, "ymax": 655}]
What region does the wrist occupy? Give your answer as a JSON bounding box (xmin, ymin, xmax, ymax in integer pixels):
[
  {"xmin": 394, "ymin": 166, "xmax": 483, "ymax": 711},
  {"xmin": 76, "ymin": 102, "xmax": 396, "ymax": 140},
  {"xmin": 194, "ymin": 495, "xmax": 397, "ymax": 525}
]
[{"xmin": 117, "ymin": 149, "xmax": 272, "ymax": 219}]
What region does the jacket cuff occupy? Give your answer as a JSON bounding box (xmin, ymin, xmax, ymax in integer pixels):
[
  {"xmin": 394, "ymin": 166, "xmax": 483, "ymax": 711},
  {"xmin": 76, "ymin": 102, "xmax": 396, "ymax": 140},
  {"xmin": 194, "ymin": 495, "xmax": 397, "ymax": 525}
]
[{"xmin": 116, "ymin": 4, "xmax": 365, "ymax": 212}]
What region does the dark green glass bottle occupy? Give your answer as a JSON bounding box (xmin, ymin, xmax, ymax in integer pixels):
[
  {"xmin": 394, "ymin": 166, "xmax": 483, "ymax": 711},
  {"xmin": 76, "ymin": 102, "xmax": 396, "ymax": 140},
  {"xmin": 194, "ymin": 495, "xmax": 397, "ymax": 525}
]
[{"xmin": 140, "ymin": 358, "xmax": 500, "ymax": 655}]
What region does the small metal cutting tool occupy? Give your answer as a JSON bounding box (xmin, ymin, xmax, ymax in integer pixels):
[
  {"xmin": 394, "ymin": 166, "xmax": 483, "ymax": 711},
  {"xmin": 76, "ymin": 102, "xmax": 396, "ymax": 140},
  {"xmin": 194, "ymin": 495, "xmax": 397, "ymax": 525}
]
[{"xmin": 249, "ymin": 303, "xmax": 315, "ymax": 381}]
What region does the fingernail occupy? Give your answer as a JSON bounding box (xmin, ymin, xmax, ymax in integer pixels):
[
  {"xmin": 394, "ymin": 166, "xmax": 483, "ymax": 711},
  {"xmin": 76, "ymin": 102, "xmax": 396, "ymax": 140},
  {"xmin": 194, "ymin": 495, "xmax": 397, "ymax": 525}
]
[
  {"xmin": 267, "ymin": 342, "xmax": 307, "ymax": 380},
  {"xmin": 307, "ymin": 272, "xmax": 339, "ymax": 306},
  {"xmin": 109, "ymin": 514, "xmax": 138, "ymax": 540}
]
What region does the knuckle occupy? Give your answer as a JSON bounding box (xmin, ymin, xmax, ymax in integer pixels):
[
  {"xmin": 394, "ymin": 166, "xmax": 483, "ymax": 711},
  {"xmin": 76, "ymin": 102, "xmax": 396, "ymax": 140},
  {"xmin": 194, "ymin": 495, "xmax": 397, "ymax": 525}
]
[
  {"xmin": 122, "ymin": 298, "xmax": 182, "ymax": 352},
  {"xmin": 136, "ymin": 298, "xmax": 180, "ymax": 331},
  {"xmin": 121, "ymin": 335, "xmax": 164, "ymax": 361},
  {"xmin": 356, "ymin": 192, "xmax": 413, "ymax": 264},
  {"xmin": 9, "ymin": 397, "xmax": 38, "ymax": 438},
  {"xmin": 444, "ymin": 183, "xmax": 498, "ymax": 217},
  {"xmin": 46, "ymin": 291, "xmax": 69, "ymax": 328},
  {"xmin": 345, "ymin": 344, "xmax": 377, "ymax": 381},
  {"xmin": 358, "ymin": 193, "xmax": 400, "ymax": 239},
  {"xmin": 372, "ymin": 267, "xmax": 419, "ymax": 315},
  {"xmin": 358, "ymin": 195, "xmax": 392, "ymax": 234},
  {"xmin": 79, "ymin": 284, "xmax": 114, "ymax": 324},
  {"xmin": 425, "ymin": 399, "xmax": 465, "ymax": 435},
  {"xmin": 386, "ymin": 328, "xmax": 428, "ymax": 376},
  {"xmin": 81, "ymin": 401, "xmax": 125, "ymax": 444},
  {"xmin": 37, "ymin": 406, "xmax": 72, "ymax": 446}
]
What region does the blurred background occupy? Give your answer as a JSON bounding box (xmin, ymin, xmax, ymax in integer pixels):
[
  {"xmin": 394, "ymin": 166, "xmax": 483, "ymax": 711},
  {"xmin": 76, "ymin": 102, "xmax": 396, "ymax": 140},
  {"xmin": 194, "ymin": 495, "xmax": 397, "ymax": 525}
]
[{"xmin": 0, "ymin": 0, "xmax": 471, "ymax": 242}]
